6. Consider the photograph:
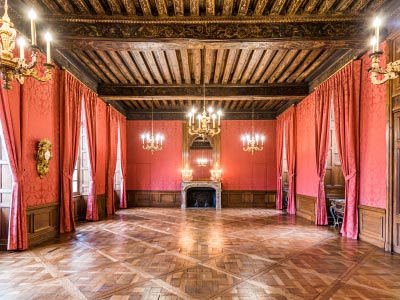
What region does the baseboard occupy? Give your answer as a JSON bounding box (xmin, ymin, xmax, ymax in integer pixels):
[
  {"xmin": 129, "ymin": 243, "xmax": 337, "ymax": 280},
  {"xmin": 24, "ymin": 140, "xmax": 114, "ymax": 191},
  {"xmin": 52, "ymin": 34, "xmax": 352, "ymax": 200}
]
[
  {"xmin": 26, "ymin": 202, "xmax": 60, "ymax": 248},
  {"xmin": 359, "ymin": 205, "xmax": 386, "ymax": 249}
]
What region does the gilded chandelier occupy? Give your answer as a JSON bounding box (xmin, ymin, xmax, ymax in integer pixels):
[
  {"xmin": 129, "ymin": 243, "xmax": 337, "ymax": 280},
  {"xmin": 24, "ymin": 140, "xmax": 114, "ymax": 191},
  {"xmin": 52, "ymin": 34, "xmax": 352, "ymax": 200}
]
[
  {"xmin": 369, "ymin": 17, "xmax": 400, "ymax": 85},
  {"xmin": 141, "ymin": 101, "xmax": 164, "ymax": 154},
  {"xmin": 241, "ymin": 111, "xmax": 265, "ymax": 155},
  {"xmin": 188, "ymin": 84, "xmax": 222, "ymax": 139},
  {"xmin": 0, "ymin": 0, "xmax": 54, "ymax": 90}
]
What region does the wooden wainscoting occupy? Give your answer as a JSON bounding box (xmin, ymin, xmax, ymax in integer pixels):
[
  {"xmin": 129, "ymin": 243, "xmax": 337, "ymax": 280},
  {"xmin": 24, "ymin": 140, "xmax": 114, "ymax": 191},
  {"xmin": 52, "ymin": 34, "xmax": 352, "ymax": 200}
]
[
  {"xmin": 97, "ymin": 194, "xmax": 106, "ymax": 219},
  {"xmin": 26, "ymin": 202, "xmax": 59, "ymax": 248},
  {"xmin": 0, "ymin": 204, "xmax": 10, "ymax": 250},
  {"xmin": 221, "ymin": 191, "xmax": 276, "ymax": 208},
  {"xmin": 296, "ymin": 194, "xmax": 316, "ymax": 222},
  {"xmin": 359, "ymin": 205, "xmax": 386, "ymax": 248},
  {"xmin": 127, "ymin": 191, "xmax": 181, "ymax": 207},
  {"xmin": 73, "ymin": 195, "xmax": 87, "ymax": 222},
  {"xmin": 73, "ymin": 194, "xmax": 107, "ymax": 221}
]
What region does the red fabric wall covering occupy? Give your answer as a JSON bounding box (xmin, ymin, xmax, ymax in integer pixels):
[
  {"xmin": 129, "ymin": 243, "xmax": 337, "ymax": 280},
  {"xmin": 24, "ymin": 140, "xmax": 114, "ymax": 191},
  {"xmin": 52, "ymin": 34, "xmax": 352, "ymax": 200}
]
[
  {"xmin": 359, "ymin": 42, "xmax": 387, "ymax": 209},
  {"xmin": 221, "ymin": 120, "xmax": 276, "ymax": 190},
  {"xmin": 96, "ymin": 100, "xmax": 107, "ymax": 195},
  {"xmin": 126, "ymin": 120, "xmax": 182, "ymax": 190},
  {"xmin": 22, "ymin": 68, "xmax": 61, "ymax": 207},
  {"xmin": 296, "ymin": 95, "xmax": 319, "ymax": 197}
]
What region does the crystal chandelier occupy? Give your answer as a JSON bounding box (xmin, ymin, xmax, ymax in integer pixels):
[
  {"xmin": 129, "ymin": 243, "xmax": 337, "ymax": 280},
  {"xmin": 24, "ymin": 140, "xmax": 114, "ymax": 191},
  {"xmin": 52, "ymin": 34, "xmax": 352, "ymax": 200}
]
[
  {"xmin": 181, "ymin": 164, "xmax": 193, "ymax": 182},
  {"xmin": 0, "ymin": 0, "xmax": 54, "ymax": 90},
  {"xmin": 241, "ymin": 111, "xmax": 265, "ymax": 155},
  {"xmin": 188, "ymin": 83, "xmax": 222, "ymax": 139},
  {"xmin": 369, "ymin": 16, "xmax": 400, "ymax": 85},
  {"xmin": 141, "ymin": 101, "xmax": 164, "ymax": 154},
  {"xmin": 210, "ymin": 162, "xmax": 222, "ymax": 182}
]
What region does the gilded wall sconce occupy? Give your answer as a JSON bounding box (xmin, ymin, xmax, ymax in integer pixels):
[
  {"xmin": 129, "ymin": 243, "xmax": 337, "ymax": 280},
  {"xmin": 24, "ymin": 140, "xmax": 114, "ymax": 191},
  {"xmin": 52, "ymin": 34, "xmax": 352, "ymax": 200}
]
[{"xmin": 36, "ymin": 139, "xmax": 52, "ymax": 178}]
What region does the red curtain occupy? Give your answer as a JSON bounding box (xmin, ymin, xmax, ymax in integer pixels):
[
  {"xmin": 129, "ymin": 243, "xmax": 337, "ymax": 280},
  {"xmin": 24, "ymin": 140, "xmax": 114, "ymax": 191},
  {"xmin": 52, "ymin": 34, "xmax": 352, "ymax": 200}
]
[
  {"xmin": 332, "ymin": 61, "xmax": 361, "ymax": 239},
  {"xmin": 0, "ymin": 86, "xmax": 27, "ymax": 250},
  {"xmin": 60, "ymin": 72, "xmax": 82, "ymax": 233},
  {"xmin": 276, "ymin": 116, "xmax": 284, "ymax": 209},
  {"xmin": 284, "ymin": 107, "xmax": 296, "ymax": 215},
  {"xmin": 314, "ymin": 86, "xmax": 331, "ymax": 225},
  {"xmin": 119, "ymin": 115, "xmax": 127, "ymax": 208},
  {"xmin": 106, "ymin": 106, "xmax": 119, "ymax": 215},
  {"xmin": 84, "ymin": 91, "xmax": 98, "ymax": 221}
]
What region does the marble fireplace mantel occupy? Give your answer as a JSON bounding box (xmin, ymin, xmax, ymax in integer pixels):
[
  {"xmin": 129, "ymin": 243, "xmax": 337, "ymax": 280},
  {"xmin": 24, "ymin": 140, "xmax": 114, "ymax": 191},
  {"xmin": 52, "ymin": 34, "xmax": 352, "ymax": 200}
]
[{"xmin": 181, "ymin": 181, "xmax": 221, "ymax": 210}]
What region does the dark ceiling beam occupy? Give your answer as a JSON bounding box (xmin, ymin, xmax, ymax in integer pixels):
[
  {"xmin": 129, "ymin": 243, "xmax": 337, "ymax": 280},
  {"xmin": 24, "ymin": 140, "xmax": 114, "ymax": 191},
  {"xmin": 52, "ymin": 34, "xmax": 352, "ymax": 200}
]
[
  {"xmin": 125, "ymin": 110, "xmax": 277, "ymax": 120},
  {"xmin": 98, "ymin": 84, "xmax": 309, "ymax": 100},
  {"xmin": 53, "ymin": 50, "xmax": 98, "ymax": 92},
  {"xmin": 45, "ymin": 16, "xmax": 369, "ymax": 47}
]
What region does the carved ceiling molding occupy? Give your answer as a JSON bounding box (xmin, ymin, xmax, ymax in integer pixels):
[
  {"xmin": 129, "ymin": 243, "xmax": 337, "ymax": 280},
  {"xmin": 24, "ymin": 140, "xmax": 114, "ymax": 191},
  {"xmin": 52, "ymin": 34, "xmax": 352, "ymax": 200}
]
[
  {"xmin": 48, "ymin": 20, "xmax": 368, "ymax": 42},
  {"xmin": 98, "ymin": 84, "xmax": 309, "ymax": 99},
  {"xmin": 55, "ymin": 39, "xmax": 365, "ymax": 51},
  {"xmin": 44, "ymin": 14, "xmax": 366, "ymax": 24}
]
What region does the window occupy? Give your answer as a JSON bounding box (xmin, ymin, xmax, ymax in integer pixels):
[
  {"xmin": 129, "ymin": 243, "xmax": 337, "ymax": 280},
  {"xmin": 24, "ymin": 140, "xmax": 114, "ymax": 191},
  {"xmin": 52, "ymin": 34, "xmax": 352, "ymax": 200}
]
[
  {"xmin": 0, "ymin": 128, "xmax": 12, "ymax": 205},
  {"xmin": 72, "ymin": 102, "xmax": 91, "ymax": 195},
  {"xmin": 114, "ymin": 121, "xmax": 122, "ymax": 192}
]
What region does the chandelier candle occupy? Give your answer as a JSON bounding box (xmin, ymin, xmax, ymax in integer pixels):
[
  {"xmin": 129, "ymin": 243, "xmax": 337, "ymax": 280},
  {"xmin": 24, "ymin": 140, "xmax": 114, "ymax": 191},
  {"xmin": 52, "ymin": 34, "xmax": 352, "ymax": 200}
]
[{"xmin": 28, "ymin": 9, "xmax": 37, "ymax": 45}]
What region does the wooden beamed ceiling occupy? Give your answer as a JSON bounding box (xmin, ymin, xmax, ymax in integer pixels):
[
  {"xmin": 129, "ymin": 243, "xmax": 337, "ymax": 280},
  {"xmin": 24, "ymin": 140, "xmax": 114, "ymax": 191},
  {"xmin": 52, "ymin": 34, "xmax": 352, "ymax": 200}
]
[{"xmin": 10, "ymin": 0, "xmax": 395, "ymax": 119}]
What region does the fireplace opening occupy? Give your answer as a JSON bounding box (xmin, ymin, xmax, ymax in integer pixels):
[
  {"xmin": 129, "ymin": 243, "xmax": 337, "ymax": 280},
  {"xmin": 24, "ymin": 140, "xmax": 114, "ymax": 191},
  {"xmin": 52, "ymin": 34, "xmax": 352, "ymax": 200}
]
[{"xmin": 187, "ymin": 187, "xmax": 216, "ymax": 208}]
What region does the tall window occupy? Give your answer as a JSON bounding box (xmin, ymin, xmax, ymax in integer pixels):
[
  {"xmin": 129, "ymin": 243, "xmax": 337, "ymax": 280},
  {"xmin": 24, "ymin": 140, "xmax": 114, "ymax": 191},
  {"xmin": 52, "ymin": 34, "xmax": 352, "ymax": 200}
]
[
  {"xmin": 0, "ymin": 124, "xmax": 12, "ymax": 244},
  {"xmin": 114, "ymin": 121, "xmax": 122, "ymax": 192},
  {"xmin": 72, "ymin": 102, "xmax": 91, "ymax": 195}
]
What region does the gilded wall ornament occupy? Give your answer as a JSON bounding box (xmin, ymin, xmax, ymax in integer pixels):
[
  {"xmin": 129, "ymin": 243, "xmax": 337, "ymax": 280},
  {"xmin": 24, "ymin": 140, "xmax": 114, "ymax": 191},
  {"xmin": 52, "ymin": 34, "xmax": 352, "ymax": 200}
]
[{"xmin": 36, "ymin": 139, "xmax": 52, "ymax": 179}]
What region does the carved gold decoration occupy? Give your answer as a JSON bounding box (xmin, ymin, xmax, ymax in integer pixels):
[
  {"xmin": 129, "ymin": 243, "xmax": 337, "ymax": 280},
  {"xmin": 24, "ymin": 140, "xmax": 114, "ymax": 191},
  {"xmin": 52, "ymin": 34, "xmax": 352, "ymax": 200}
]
[
  {"xmin": 0, "ymin": 0, "xmax": 54, "ymax": 90},
  {"xmin": 36, "ymin": 139, "xmax": 52, "ymax": 179},
  {"xmin": 369, "ymin": 17, "xmax": 399, "ymax": 85}
]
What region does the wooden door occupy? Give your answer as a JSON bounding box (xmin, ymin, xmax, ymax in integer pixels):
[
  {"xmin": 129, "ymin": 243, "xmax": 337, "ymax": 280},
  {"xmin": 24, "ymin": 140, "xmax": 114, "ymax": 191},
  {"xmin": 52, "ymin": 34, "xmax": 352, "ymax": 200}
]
[{"xmin": 393, "ymin": 111, "xmax": 400, "ymax": 253}]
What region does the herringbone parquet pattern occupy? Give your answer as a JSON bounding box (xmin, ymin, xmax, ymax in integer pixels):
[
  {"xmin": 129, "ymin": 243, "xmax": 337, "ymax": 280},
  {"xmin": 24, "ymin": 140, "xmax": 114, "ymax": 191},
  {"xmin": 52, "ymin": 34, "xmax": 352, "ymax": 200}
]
[{"xmin": 0, "ymin": 208, "xmax": 399, "ymax": 299}]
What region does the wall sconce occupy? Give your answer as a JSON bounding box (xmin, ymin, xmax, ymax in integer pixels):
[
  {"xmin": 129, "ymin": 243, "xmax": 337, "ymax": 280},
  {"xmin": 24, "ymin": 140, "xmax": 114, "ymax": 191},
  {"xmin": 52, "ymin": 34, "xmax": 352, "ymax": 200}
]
[
  {"xmin": 36, "ymin": 139, "xmax": 52, "ymax": 179},
  {"xmin": 369, "ymin": 16, "xmax": 400, "ymax": 85},
  {"xmin": 181, "ymin": 164, "xmax": 193, "ymax": 182},
  {"xmin": 210, "ymin": 162, "xmax": 222, "ymax": 182}
]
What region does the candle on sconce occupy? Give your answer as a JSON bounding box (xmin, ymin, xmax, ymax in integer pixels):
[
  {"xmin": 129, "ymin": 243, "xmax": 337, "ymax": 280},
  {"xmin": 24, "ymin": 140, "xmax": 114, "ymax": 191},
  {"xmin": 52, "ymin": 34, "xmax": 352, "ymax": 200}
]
[
  {"xmin": 44, "ymin": 32, "xmax": 52, "ymax": 64},
  {"xmin": 373, "ymin": 17, "xmax": 381, "ymax": 52},
  {"xmin": 371, "ymin": 36, "xmax": 377, "ymax": 53},
  {"xmin": 17, "ymin": 37, "xmax": 25, "ymax": 59},
  {"xmin": 28, "ymin": 9, "xmax": 37, "ymax": 45}
]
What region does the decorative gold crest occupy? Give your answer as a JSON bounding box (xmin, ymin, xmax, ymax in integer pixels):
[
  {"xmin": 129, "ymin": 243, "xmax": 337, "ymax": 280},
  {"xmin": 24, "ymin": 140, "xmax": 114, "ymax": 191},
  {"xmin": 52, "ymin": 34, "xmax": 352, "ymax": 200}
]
[{"xmin": 36, "ymin": 139, "xmax": 52, "ymax": 179}]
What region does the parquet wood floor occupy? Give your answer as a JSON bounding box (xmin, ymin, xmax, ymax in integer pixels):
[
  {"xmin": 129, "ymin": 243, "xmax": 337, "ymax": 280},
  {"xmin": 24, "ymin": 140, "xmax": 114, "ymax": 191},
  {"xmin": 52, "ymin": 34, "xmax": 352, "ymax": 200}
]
[{"xmin": 1, "ymin": 208, "xmax": 399, "ymax": 300}]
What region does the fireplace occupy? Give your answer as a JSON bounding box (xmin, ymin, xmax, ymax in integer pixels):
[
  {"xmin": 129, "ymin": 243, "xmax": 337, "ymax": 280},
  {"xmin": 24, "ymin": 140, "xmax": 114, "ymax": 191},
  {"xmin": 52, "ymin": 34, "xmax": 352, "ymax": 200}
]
[
  {"xmin": 181, "ymin": 181, "xmax": 221, "ymax": 209},
  {"xmin": 187, "ymin": 187, "xmax": 215, "ymax": 208}
]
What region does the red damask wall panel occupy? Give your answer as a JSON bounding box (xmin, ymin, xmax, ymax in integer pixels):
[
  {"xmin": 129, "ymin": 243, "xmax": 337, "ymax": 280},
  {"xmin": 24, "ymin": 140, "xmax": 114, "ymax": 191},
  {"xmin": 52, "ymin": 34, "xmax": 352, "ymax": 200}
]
[
  {"xmin": 19, "ymin": 63, "xmax": 61, "ymax": 207},
  {"xmin": 296, "ymin": 95, "xmax": 319, "ymax": 197},
  {"xmin": 359, "ymin": 42, "xmax": 387, "ymax": 209},
  {"xmin": 126, "ymin": 120, "xmax": 182, "ymax": 190},
  {"xmin": 96, "ymin": 100, "xmax": 107, "ymax": 195},
  {"xmin": 220, "ymin": 120, "xmax": 276, "ymax": 190}
]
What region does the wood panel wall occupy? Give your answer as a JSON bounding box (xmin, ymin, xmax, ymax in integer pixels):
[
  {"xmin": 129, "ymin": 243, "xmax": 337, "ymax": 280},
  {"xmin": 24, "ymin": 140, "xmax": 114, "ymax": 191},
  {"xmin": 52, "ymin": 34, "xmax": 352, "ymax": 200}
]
[
  {"xmin": 359, "ymin": 205, "xmax": 386, "ymax": 248},
  {"xmin": 0, "ymin": 204, "xmax": 10, "ymax": 250},
  {"xmin": 72, "ymin": 194, "xmax": 107, "ymax": 222},
  {"xmin": 221, "ymin": 191, "xmax": 276, "ymax": 208},
  {"xmin": 127, "ymin": 190, "xmax": 276, "ymax": 208},
  {"xmin": 127, "ymin": 191, "xmax": 182, "ymax": 207},
  {"xmin": 296, "ymin": 194, "xmax": 316, "ymax": 222},
  {"xmin": 26, "ymin": 203, "xmax": 60, "ymax": 248}
]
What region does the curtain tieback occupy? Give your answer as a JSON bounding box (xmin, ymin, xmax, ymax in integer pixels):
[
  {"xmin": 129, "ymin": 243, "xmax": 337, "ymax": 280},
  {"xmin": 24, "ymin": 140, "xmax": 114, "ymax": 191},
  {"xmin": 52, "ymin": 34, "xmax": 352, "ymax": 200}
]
[
  {"xmin": 289, "ymin": 173, "xmax": 296, "ymax": 178},
  {"xmin": 345, "ymin": 171, "xmax": 356, "ymax": 181}
]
